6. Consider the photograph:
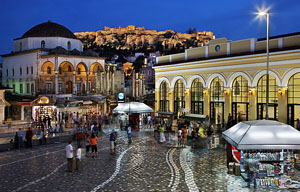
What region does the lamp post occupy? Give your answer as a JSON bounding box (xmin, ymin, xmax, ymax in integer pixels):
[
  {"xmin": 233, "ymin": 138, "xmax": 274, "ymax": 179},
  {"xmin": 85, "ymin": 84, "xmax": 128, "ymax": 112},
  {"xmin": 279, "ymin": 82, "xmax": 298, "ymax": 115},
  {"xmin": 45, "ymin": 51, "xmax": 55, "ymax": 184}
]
[{"xmin": 258, "ymin": 10, "xmax": 270, "ymax": 120}]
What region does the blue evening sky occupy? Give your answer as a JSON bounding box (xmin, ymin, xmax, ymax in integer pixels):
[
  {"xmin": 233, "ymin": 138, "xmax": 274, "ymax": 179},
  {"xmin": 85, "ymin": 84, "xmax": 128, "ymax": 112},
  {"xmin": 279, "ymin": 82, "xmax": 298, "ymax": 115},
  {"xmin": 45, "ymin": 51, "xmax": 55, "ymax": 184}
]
[{"xmin": 0, "ymin": 0, "xmax": 300, "ymax": 57}]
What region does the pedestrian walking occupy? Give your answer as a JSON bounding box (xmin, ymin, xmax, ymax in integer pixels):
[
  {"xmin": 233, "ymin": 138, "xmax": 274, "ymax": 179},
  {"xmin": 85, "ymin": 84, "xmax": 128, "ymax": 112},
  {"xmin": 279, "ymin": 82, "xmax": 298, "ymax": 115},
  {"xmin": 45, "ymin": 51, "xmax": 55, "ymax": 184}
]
[
  {"xmin": 25, "ymin": 128, "xmax": 33, "ymax": 148},
  {"xmin": 66, "ymin": 141, "xmax": 74, "ymax": 172},
  {"xmin": 177, "ymin": 128, "xmax": 182, "ymax": 147},
  {"xmin": 207, "ymin": 125, "xmax": 213, "ymax": 151},
  {"xmin": 75, "ymin": 143, "xmax": 82, "ymax": 172},
  {"xmin": 110, "ymin": 129, "xmax": 117, "ymax": 154},
  {"xmin": 85, "ymin": 134, "xmax": 91, "ymax": 157},
  {"xmin": 90, "ymin": 133, "xmax": 98, "ymax": 158},
  {"xmin": 17, "ymin": 128, "xmax": 24, "ymax": 149},
  {"xmin": 127, "ymin": 125, "xmax": 132, "ymax": 144},
  {"xmin": 159, "ymin": 125, "xmax": 166, "ymax": 143},
  {"xmin": 182, "ymin": 126, "xmax": 187, "ymax": 147},
  {"xmin": 14, "ymin": 132, "xmax": 19, "ymax": 149}
]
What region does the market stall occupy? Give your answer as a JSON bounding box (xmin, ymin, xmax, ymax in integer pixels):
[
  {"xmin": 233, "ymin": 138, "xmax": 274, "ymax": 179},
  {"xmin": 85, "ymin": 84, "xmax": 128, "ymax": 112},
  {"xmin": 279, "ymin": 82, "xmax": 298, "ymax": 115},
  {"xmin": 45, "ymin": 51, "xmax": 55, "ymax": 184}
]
[
  {"xmin": 222, "ymin": 120, "xmax": 300, "ymax": 189},
  {"xmin": 112, "ymin": 102, "xmax": 153, "ymax": 130}
]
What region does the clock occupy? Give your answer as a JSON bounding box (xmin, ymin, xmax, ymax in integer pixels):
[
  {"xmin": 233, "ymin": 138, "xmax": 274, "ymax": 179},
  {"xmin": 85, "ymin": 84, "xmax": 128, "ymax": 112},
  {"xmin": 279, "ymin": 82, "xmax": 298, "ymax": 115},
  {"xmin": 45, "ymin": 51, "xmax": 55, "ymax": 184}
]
[
  {"xmin": 118, "ymin": 92, "xmax": 124, "ymax": 100},
  {"xmin": 215, "ymin": 45, "xmax": 220, "ymax": 52}
]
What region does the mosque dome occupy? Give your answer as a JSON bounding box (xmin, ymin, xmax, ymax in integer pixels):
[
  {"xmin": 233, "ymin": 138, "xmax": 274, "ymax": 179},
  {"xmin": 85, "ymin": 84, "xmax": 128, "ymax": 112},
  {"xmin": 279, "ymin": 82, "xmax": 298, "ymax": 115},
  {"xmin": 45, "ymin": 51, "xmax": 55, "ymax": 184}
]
[{"xmin": 21, "ymin": 21, "xmax": 77, "ymax": 39}]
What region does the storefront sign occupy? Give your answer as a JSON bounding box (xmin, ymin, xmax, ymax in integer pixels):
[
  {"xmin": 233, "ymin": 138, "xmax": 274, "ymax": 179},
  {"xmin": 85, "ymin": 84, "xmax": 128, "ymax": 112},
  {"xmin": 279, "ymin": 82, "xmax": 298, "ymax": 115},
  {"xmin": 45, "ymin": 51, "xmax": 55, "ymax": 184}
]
[{"xmin": 118, "ymin": 92, "xmax": 125, "ymax": 103}]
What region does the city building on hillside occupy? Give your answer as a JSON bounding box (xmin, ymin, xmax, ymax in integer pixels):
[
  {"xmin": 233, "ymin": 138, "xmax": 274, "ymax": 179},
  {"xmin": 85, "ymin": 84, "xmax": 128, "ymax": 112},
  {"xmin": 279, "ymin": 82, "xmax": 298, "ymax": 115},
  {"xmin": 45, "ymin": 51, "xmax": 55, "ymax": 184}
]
[
  {"xmin": 1, "ymin": 21, "xmax": 122, "ymax": 122},
  {"xmin": 154, "ymin": 32, "xmax": 300, "ymax": 128},
  {"xmin": 140, "ymin": 66, "xmax": 155, "ymax": 94}
]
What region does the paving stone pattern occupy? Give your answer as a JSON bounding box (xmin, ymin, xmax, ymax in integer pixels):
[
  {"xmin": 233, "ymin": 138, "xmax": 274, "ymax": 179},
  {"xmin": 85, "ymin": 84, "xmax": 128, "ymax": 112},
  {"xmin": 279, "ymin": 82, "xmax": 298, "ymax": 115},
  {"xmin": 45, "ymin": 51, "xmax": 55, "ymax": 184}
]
[{"xmin": 1, "ymin": 129, "xmax": 300, "ymax": 192}]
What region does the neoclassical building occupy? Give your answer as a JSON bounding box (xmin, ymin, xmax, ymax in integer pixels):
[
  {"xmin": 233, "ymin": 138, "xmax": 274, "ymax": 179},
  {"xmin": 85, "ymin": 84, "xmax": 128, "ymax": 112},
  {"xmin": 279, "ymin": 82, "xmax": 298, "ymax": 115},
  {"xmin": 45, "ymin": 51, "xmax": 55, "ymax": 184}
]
[
  {"xmin": 1, "ymin": 21, "xmax": 122, "ymax": 120},
  {"xmin": 154, "ymin": 32, "xmax": 300, "ymax": 127}
]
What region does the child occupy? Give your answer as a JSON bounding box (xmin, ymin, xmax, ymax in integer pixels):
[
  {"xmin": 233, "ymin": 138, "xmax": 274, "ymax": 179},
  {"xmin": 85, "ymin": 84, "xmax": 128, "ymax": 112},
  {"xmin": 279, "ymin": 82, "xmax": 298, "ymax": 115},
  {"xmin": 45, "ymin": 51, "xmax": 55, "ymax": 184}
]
[{"xmin": 75, "ymin": 143, "xmax": 82, "ymax": 172}]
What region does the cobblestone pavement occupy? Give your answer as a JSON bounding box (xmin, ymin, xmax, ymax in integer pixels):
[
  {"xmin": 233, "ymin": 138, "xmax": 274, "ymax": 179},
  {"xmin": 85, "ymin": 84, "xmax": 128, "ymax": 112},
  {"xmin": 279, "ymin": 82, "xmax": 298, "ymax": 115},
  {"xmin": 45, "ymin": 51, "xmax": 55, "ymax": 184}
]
[{"xmin": 1, "ymin": 128, "xmax": 299, "ymax": 192}]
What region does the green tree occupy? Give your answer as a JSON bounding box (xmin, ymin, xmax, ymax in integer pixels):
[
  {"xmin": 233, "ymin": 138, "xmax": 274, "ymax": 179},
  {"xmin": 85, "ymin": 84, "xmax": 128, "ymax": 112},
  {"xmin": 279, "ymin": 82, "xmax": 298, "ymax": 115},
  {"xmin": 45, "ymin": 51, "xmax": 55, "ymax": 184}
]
[{"xmin": 133, "ymin": 55, "xmax": 145, "ymax": 72}]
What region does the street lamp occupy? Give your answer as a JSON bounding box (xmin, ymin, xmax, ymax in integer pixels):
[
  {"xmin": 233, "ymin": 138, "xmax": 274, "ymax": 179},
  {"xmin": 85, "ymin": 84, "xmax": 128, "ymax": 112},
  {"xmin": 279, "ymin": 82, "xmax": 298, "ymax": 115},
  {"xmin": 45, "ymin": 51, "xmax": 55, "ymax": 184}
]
[{"xmin": 258, "ymin": 10, "xmax": 270, "ymax": 120}]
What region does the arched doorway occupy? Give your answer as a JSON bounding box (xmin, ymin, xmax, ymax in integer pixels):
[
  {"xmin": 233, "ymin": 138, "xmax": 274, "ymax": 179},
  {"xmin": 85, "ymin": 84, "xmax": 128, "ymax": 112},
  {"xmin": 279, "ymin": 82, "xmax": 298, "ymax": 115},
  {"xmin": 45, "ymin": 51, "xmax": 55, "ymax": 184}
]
[
  {"xmin": 174, "ymin": 79, "xmax": 185, "ymax": 116},
  {"xmin": 257, "ymin": 75, "xmax": 278, "ymax": 120},
  {"xmin": 159, "ymin": 81, "xmax": 169, "ymax": 112},
  {"xmin": 76, "ymin": 63, "xmax": 88, "ymax": 95},
  {"xmin": 90, "ymin": 63, "xmax": 104, "ymax": 94},
  {"xmin": 191, "ymin": 79, "xmax": 204, "ymax": 114},
  {"xmin": 231, "ymin": 76, "xmax": 249, "ymax": 123},
  {"xmin": 210, "ymin": 77, "xmax": 224, "ymax": 125},
  {"xmin": 66, "ymin": 81, "xmax": 73, "ymax": 94},
  {"xmin": 288, "ymin": 73, "xmax": 300, "ymax": 127}
]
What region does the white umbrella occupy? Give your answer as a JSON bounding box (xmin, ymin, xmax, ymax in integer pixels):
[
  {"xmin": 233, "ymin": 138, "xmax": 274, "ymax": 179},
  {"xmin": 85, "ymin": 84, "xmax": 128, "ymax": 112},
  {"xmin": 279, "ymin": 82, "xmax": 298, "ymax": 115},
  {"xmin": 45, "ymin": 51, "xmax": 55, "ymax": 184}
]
[
  {"xmin": 112, "ymin": 102, "xmax": 153, "ymax": 113},
  {"xmin": 222, "ymin": 120, "xmax": 300, "ymax": 150}
]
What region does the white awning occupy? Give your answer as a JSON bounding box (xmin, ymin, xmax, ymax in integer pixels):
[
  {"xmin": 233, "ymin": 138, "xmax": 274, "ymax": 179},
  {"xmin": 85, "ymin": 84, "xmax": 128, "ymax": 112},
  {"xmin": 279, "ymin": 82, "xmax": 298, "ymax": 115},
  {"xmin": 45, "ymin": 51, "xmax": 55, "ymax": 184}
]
[
  {"xmin": 222, "ymin": 120, "xmax": 300, "ymax": 150},
  {"xmin": 112, "ymin": 102, "xmax": 153, "ymax": 113}
]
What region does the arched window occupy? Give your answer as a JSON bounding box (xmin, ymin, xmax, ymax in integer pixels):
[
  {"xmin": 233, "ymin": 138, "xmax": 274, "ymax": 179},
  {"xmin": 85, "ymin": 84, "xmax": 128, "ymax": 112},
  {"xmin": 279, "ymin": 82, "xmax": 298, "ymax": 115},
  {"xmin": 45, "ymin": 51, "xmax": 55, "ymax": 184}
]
[
  {"xmin": 232, "ymin": 76, "xmax": 249, "ymax": 103},
  {"xmin": 210, "ymin": 77, "xmax": 224, "ymax": 102},
  {"xmin": 191, "ymin": 79, "xmax": 204, "ymax": 114},
  {"xmin": 288, "ymin": 73, "xmax": 300, "ymax": 126},
  {"xmin": 77, "ymin": 68, "xmax": 81, "ymax": 75},
  {"xmin": 41, "ymin": 40, "xmax": 45, "ymax": 49},
  {"xmin": 67, "ymin": 41, "xmax": 71, "ymax": 51},
  {"xmin": 47, "ymin": 66, "xmax": 51, "ymax": 74},
  {"xmin": 174, "ymin": 80, "xmax": 185, "ymax": 114},
  {"xmin": 59, "ymin": 67, "xmax": 62, "ymax": 74},
  {"xmin": 159, "ymin": 81, "xmax": 169, "ymax": 112},
  {"xmin": 68, "ymin": 65, "xmax": 72, "ymax": 72},
  {"xmin": 257, "ymin": 75, "xmax": 278, "ymax": 120}
]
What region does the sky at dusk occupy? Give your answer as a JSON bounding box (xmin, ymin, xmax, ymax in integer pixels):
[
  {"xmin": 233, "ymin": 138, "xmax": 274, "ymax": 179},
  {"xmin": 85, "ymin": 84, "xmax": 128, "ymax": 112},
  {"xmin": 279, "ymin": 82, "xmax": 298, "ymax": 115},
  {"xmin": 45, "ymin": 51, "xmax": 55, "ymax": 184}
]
[{"xmin": 1, "ymin": 0, "xmax": 300, "ymax": 57}]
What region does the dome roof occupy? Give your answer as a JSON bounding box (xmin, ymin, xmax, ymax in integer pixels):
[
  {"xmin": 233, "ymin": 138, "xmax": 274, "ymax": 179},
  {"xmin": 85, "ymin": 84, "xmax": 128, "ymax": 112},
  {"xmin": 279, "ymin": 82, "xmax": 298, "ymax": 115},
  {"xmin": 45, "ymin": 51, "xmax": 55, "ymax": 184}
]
[{"xmin": 21, "ymin": 21, "xmax": 77, "ymax": 39}]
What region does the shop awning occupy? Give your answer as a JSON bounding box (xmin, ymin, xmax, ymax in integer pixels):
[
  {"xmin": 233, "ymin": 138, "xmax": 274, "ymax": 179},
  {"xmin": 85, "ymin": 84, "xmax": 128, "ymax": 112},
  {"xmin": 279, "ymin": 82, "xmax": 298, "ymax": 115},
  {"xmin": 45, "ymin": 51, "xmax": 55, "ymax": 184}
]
[
  {"xmin": 222, "ymin": 120, "xmax": 300, "ymax": 150},
  {"xmin": 179, "ymin": 108, "xmax": 190, "ymax": 113},
  {"xmin": 113, "ymin": 102, "xmax": 153, "ymax": 113},
  {"xmin": 156, "ymin": 111, "xmax": 174, "ymax": 115},
  {"xmin": 184, "ymin": 114, "xmax": 208, "ymax": 121}
]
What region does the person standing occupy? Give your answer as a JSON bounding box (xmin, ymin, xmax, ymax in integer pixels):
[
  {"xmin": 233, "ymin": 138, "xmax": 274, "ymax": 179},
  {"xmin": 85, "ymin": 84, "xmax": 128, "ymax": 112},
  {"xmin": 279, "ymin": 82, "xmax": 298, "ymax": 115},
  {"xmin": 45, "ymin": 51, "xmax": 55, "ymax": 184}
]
[
  {"xmin": 177, "ymin": 128, "xmax": 182, "ymax": 147},
  {"xmin": 66, "ymin": 141, "xmax": 74, "ymax": 172},
  {"xmin": 296, "ymin": 119, "xmax": 300, "ymax": 131},
  {"xmin": 85, "ymin": 134, "xmax": 91, "ymax": 157},
  {"xmin": 159, "ymin": 125, "xmax": 166, "ymax": 143},
  {"xmin": 90, "ymin": 133, "xmax": 98, "ymax": 158},
  {"xmin": 25, "ymin": 128, "xmax": 33, "ymax": 148},
  {"xmin": 110, "ymin": 130, "xmax": 117, "ymax": 154},
  {"xmin": 17, "ymin": 128, "xmax": 24, "ymax": 149},
  {"xmin": 147, "ymin": 115, "xmax": 151, "ymax": 129},
  {"xmin": 75, "ymin": 144, "xmax": 82, "ymax": 172},
  {"xmin": 127, "ymin": 125, "xmax": 132, "ymax": 144},
  {"xmin": 182, "ymin": 126, "xmax": 187, "ymax": 147}
]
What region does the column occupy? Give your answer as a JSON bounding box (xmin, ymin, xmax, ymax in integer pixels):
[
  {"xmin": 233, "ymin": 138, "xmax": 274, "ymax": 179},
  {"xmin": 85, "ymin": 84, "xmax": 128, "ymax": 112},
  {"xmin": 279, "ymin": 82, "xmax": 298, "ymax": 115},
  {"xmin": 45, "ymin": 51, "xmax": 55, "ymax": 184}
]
[
  {"xmin": 73, "ymin": 71, "xmax": 76, "ymax": 95},
  {"xmin": 224, "ymin": 89, "xmax": 231, "ymax": 123},
  {"xmin": 21, "ymin": 106, "xmax": 24, "ymax": 120},
  {"xmin": 169, "ymin": 89, "xmax": 174, "ymax": 112},
  {"xmin": 203, "ymin": 89, "xmax": 210, "ymax": 116},
  {"xmin": 102, "ymin": 72, "xmax": 105, "ymax": 94},
  {"xmin": 106, "ymin": 66, "xmax": 110, "ymax": 95},
  {"xmin": 55, "ymin": 71, "xmax": 58, "ymax": 94},
  {"xmin": 86, "ymin": 70, "xmax": 89, "ymax": 94},
  {"xmin": 155, "ymin": 89, "xmax": 160, "ymax": 111},
  {"xmin": 112, "ymin": 66, "xmax": 115, "ymax": 94},
  {"xmin": 248, "ymin": 88, "xmax": 257, "ymax": 121},
  {"xmin": 278, "ymin": 88, "xmax": 287, "ymax": 123},
  {"xmin": 185, "ymin": 89, "xmax": 191, "ymax": 112}
]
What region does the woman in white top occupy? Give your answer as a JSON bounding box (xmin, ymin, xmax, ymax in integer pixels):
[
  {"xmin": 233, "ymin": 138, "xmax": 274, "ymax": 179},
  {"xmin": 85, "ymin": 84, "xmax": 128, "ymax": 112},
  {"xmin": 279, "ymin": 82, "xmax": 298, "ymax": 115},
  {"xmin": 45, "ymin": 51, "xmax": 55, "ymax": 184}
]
[{"xmin": 75, "ymin": 143, "xmax": 82, "ymax": 172}]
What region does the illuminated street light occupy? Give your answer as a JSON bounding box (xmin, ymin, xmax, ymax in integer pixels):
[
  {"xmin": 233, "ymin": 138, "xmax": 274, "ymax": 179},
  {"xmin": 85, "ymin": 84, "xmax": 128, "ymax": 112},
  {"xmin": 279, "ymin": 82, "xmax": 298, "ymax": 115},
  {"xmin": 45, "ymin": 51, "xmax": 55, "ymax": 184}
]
[{"xmin": 257, "ymin": 9, "xmax": 270, "ymax": 120}]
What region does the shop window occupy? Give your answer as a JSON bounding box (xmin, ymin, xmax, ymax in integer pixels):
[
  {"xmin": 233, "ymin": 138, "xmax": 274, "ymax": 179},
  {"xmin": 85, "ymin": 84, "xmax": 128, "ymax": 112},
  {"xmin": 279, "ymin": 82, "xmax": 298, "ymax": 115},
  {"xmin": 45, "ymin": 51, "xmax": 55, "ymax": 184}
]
[
  {"xmin": 47, "ymin": 66, "xmax": 51, "ymax": 74},
  {"xmin": 41, "ymin": 40, "xmax": 45, "ymax": 49}
]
